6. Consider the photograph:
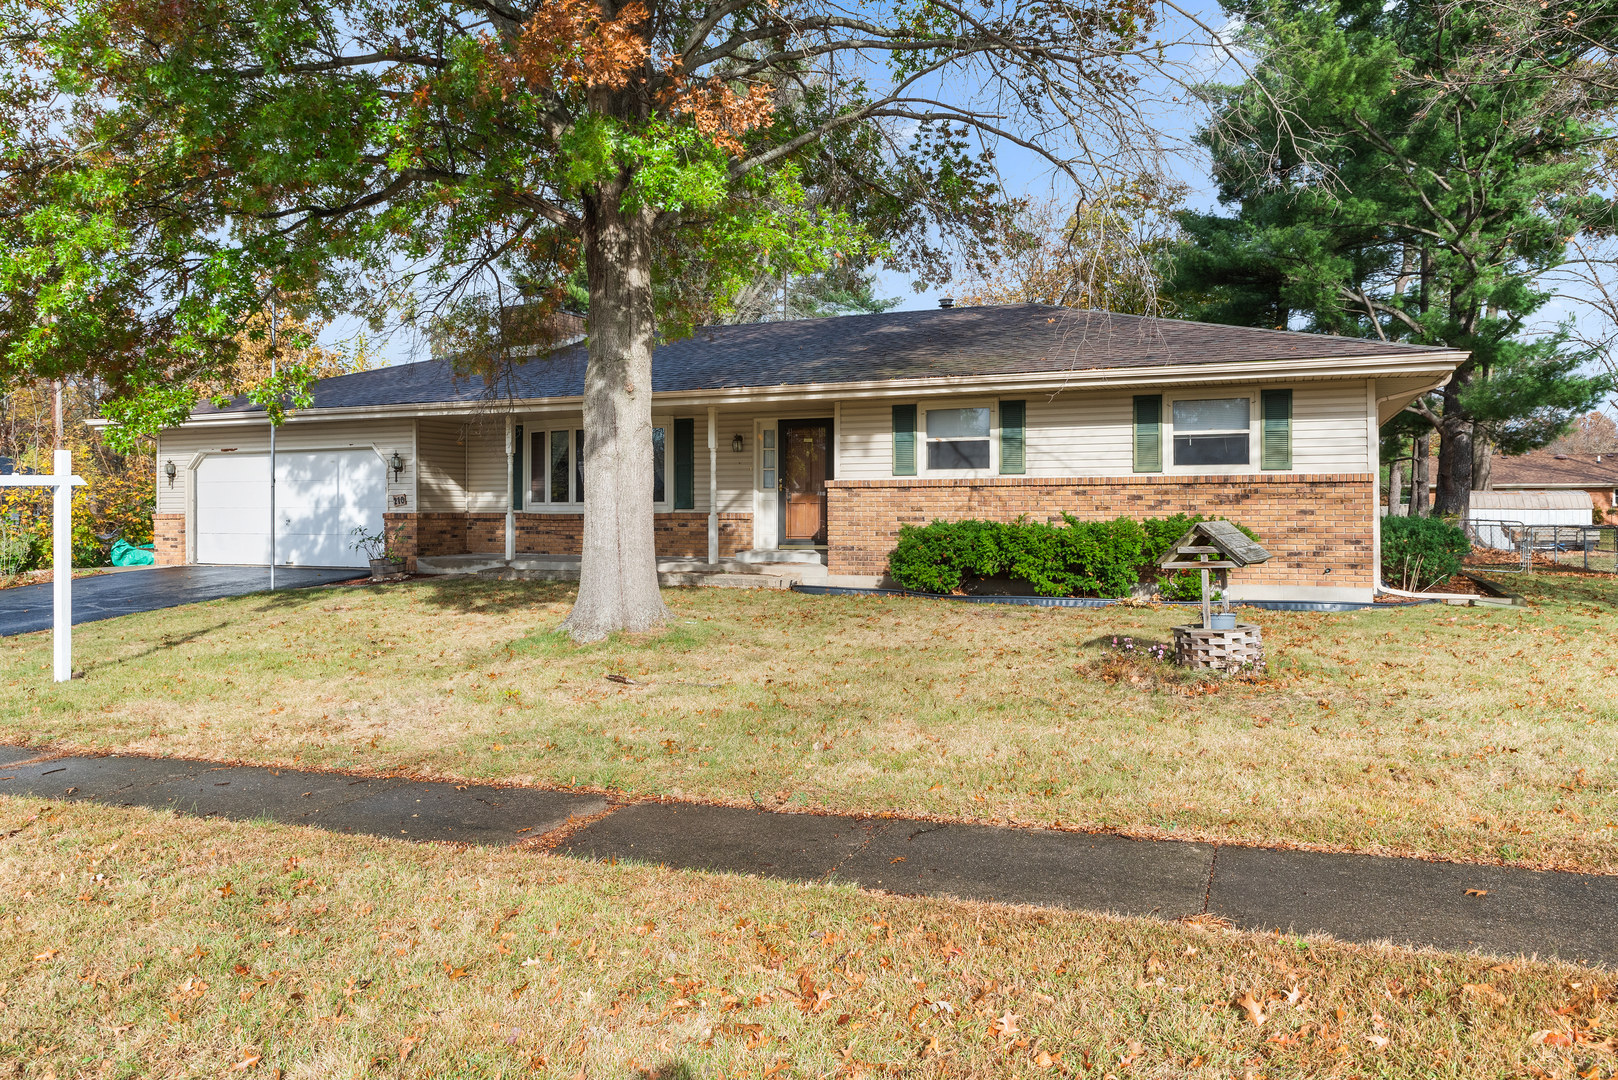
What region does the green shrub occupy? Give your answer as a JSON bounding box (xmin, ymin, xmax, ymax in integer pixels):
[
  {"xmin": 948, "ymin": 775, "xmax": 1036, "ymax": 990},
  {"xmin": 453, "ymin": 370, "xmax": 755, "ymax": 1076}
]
[
  {"xmin": 1381, "ymin": 515, "xmax": 1470, "ymax": 591},
  {"xmin": 886, "ymin": 514, "xmax": 1257, "ymax": 599}
]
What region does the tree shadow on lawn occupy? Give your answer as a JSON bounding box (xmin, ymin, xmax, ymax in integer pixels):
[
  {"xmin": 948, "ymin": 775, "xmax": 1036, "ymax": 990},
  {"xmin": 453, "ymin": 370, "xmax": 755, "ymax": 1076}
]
[
  {"xmin": 81, "ymin": 622, "xmax": 231, "ymax": 674},
  {"xmin": 405, "ymin": 575, "xmax": 577, "ymax": 615}
]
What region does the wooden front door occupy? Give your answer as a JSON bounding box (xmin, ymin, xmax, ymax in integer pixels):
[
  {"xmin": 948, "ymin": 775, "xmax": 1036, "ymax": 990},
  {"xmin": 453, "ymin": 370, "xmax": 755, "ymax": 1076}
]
[{"xmin": 779, "ymin": 419, "xmax": 833, "ymax": 545}]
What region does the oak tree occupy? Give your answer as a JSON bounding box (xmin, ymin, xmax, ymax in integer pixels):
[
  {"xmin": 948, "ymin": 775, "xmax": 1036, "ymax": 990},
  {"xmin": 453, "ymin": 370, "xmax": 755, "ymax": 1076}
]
[{"xmin": 2, "ymin": 0, "xmax": 1196, "ymax": 637}]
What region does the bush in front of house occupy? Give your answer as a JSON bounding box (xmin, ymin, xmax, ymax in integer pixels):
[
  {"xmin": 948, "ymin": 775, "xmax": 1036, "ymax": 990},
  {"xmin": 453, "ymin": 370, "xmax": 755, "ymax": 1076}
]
[
  {"xmin": 1381, "ymin": 515, "xmax": 1471, "ymax": 591},
  {"xmin": 886, "ymin": 514, "xmax": 1254, "ymax": 598}
]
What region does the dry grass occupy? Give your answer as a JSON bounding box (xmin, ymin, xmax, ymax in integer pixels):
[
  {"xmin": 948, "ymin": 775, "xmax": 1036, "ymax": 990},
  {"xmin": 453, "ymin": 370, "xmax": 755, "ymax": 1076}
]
[
  {"xmin": 1, "ymin": 795, "xmax": 1613, "ymax": 1079},
  {"xmin": 1, "ymin": 572, "xmax": 1615, "ymax": 872}
]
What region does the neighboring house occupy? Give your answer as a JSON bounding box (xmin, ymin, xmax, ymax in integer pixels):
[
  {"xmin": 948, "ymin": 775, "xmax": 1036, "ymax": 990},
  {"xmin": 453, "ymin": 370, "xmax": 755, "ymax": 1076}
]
[
  {"xmin": 144, "ymin": 303, "xmax": 1465, "ymax": 602},
  {"xmin": 1487, "ymin": 451, "xmax": 1618, "ymax": 523}
]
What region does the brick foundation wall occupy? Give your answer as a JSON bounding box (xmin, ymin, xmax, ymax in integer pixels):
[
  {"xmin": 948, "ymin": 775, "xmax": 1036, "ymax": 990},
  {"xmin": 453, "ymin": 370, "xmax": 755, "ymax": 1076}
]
[
  {"xmin": 824, "ymin": 474, "xmax": 1376, "ymax": 589},
  {"xmin": 382, "ymin": 513, "xmax": 418, "ymax": 572},
  {"xmin": 154, "ymin": 513, "xmax": 186, "ymax": 566},
  {"xmin": 402, "ymin": 511, "xmax": 754, "ymax": 560}
]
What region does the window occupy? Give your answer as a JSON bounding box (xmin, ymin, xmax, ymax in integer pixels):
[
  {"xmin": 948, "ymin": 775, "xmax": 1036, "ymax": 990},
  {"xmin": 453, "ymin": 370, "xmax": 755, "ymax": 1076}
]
[
  {"xmin": 1172, "ymin": 397, "xmax": 1250, "ymax": 466},
  {"xmin": 925, "ymin": 406, "xmax": 992, "ymax": 471},
  {"xmin": 760, "ymin": 427, "xmax": 777, "ymax": 491},
  {"xmin": 527, "ymin": 424, "xmax": 667, "ymax": 507}
]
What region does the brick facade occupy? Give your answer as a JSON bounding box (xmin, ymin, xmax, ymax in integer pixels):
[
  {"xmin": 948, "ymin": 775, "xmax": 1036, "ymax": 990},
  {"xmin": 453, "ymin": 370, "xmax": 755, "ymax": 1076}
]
[
  {"xmin": 153, "ymin": 513, "xmax": 186, "ymax": 565},
  {"xmin": 823, "ymin": 474, "xmax": 1376, "ymax": 590},
  {"xmin": 383, "ymin": 511, "xmax": 754, "ymax": 562}
]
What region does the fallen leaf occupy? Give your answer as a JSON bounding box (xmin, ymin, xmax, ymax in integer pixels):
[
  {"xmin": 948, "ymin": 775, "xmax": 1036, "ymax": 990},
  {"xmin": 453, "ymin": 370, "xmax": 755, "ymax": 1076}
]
[
  {"xmin": 232, "ymin": 1054, "xmax": 260, "ymax": 1071},
  {"xmin": 1367, "ymin": 1034, "xmax": 1390, "ymax": 1049},
  {"xmin": 990, "ymin": 1011, "xmax": 1021, "ymax": 1038},
  {"xmin": 1464, "ymin": 888, "xmax": 1488, "ymax": 897},
  {"xmin": 399, "ymin": 1036, "xmax": 419, "ymax": 1063},
  {"xmin": 215, "ymin": 882, "xmax": 235, "ymax": 898},
  {"xmin": 32, "ymin": 949, "xmax": 57, "ymax": 962},
  {"xmin": 1462, "ymin": 983, "xmax": 1508, "ymax": 1006},
  {"xmin": 1529, "ymin": 1029, "xmax": 1574, "ymax": 1048},
  {"xmin": 1235, "ymin": 991, "xmax": 1267, "ymax": 1027}
]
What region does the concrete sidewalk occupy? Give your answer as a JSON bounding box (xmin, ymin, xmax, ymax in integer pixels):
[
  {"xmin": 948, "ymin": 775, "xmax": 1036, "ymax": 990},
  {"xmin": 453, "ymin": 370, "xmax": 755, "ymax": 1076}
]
[{"xmin": 1, "ymin": 745, "xmax": 1611, "ymax": 969}]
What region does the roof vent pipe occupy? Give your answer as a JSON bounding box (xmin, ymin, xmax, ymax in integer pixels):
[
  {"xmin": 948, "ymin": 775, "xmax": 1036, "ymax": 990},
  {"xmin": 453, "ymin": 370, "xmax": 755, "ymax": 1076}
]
[{"xmin": 938, "ymin": 297, "xmax": 955, "ymax": 309}]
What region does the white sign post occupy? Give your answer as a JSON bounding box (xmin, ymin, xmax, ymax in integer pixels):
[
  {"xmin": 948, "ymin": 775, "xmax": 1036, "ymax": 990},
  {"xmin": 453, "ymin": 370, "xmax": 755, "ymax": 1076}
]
[{"xmin": 0, "ymin": 448, "xmax": 87, "ymax": 681}]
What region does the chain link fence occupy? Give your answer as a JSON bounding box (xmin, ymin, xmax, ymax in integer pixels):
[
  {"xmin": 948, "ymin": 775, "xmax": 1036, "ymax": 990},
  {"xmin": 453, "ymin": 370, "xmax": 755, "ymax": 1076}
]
[{"xmin": 1463, "ymin": 518, "xmax": 1618, "ymax": 575}]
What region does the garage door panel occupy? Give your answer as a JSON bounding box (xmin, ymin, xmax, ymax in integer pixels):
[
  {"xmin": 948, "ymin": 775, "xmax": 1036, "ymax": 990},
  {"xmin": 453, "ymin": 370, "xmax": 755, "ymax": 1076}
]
[{"xmin": 197, "ymin": 449, "xmax": 384, "ymax": 568}]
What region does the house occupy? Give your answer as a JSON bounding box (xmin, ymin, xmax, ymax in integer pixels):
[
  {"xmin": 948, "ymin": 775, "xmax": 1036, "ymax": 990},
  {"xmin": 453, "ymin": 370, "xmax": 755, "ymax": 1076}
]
[
  {"xmin": 147, "ymin": 303, "xmax": 1466, "ymax": 602},
  {"xmin": 1486, "ymin": 451, "xmax": 1618, "ymax": 523}
]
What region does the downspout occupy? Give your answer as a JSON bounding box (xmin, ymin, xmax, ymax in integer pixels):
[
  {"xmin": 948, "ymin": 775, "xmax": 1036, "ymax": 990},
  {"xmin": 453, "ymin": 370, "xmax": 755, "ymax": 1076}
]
[
  {"xmin": 1372, "ymin": 372, "xmax": 1475, "ymax": 602},
  {"xmin": 707, "ymin": 406, "xmax": 719, "ymax": 564},
  {"xmin": 504, "ymin": 414, "xmax": 515, "ymax": 563}
]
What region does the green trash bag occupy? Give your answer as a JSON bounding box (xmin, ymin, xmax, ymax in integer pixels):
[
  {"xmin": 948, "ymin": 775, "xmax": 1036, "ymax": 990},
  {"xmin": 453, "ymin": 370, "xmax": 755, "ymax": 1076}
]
[{"xmin": 110, "ymin": 538, "xmax": 156, "ymax": 567}]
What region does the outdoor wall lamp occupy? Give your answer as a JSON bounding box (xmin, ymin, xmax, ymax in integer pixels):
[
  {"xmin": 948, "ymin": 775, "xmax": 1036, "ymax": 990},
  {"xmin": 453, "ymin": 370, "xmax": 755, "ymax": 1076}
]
[
  {"xmin": 163, "ymin": 460, "xmax": 177, "ymax": 486},
  {"xmin": 731, "ymin": 434, "xmax": 744, "ymax": 453},
  {"xmin": 389, "ymin": 451, "xmax": 406, "ymax": 481}
]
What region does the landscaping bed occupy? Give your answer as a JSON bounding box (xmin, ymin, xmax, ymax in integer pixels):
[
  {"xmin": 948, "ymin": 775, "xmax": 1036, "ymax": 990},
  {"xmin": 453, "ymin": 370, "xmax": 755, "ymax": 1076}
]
[
  {"xmin": 0, "ymin": 796, "xmax": 1610, "ymax": 1078},
  {"xmin": 0, "ymin": 573, "xmax": 1615, "ymax": 873}
]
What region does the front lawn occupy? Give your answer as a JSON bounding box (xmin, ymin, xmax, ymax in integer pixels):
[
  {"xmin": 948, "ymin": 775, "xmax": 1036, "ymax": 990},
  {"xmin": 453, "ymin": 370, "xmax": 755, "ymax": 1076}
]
[
  {"xmin": 1, "ymin": 572, "xmax": 1615, "ymax": 872},
  {"xmin": 1, "ymin": 796, "xmax": 1611, "ymax": 1078}
]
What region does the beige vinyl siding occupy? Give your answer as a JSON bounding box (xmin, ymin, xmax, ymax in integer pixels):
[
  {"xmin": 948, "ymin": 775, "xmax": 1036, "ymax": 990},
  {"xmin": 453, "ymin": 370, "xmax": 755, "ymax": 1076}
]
[
  {"xmin": 1291, "ymin": 381, "xmax": 1373, "ymax": 472},
  {"xmin": 831, "ymin": 381, "xmax": 1370, "ymax": 481},
  {"xmin": 836, "ymin": 400, "xmax": 894, "ymax": 480},
  {"xmin": 416, "ymin": 419, "xmax": 467, "ymax": 513},
  {"xmin": 462, "ymin": 419, "xmax": 512, "ymax": 513},
  {"xmin": 1024, "ymin": 392, "xmax": 1135, "ymax": 476},
  {"xmin": 154, "ymin": 417, "xmax": 414, "ymax": 517}
]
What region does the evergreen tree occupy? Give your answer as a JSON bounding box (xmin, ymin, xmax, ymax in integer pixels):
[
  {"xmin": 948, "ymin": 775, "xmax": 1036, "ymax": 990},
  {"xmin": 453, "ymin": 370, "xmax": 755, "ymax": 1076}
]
[{"xmin": 1165, "ymin": 0, "xmax": 1616, "ymax": 512}]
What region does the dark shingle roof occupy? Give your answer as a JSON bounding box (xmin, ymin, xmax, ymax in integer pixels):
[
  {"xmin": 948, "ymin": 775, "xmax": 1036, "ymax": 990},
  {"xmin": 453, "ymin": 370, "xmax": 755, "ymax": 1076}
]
[{"xmin": 194, "ymin": 303, "xmax": 1455, "ymax": 416}]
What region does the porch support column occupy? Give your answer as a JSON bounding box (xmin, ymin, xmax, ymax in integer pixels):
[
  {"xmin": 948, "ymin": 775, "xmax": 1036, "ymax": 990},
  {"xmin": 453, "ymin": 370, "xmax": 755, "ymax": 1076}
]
[
  {"xmin": 504, "ymin": 415, "xmax": 516, "ymax": 563},
  {"xmin": 707, "ymin": 406, "xmax": 719, "ymax": 564}
]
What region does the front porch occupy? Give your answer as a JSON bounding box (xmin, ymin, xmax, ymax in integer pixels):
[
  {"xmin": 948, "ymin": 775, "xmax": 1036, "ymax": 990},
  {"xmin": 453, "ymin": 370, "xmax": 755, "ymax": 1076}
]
[{"xmin": 414, "ymin": 550, "xmax": 828, "ymax": 589}]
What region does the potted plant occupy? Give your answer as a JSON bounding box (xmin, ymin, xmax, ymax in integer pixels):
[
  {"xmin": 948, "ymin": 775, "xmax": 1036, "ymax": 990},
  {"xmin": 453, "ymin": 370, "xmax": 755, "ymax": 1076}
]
[{"xmin": 350, "ymin": 526, "xmax": 406, "ymax": 579}]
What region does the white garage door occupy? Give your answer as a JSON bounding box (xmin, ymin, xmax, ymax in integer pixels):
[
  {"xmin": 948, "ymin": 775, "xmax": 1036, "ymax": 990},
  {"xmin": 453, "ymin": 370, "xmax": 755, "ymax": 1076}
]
[{"xmin": 195, "ymin": 450, "xmax": 386, "ymax": 568}]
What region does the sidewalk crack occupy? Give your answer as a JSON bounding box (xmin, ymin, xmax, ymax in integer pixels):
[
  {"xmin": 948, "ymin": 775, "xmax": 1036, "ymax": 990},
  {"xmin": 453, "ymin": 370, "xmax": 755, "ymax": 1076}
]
[
  {"xmin": 822, "ymin": 819, "xmax": 890, "ymax": 884},
  {"xmin": 1201, "ymin": 844, "xmax": 1220, "ymax": 915}
]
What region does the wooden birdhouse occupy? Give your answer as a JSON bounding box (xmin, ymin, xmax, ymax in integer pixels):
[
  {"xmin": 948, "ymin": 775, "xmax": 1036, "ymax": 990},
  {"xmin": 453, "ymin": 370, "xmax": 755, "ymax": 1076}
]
[{"xmin": 1158, "ymin": 521, "xmax": 1272, "ymax": 671}]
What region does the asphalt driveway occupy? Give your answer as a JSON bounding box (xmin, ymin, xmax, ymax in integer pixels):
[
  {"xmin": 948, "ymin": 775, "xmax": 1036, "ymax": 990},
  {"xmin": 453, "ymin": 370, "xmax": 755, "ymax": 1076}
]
[{"xmin": 0, "ymin": 565, "xmax": 363, "ymax": 637}]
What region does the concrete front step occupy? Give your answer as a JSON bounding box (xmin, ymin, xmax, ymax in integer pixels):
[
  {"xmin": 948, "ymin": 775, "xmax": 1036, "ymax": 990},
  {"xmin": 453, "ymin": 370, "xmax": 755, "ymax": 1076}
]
[{"xmin": 421, "ymin": 552, "xmax": 827, "ymax": 589}]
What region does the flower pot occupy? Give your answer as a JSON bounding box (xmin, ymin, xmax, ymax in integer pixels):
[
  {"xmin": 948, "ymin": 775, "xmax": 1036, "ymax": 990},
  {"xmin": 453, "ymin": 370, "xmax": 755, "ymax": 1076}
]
[
  {"xmin": 1208, "ymin": 612, "xmax": 1237, "ymax": 630},
  {"xmin": 369, "ymin": 557, "xmax": 405, "ymax": 579}
]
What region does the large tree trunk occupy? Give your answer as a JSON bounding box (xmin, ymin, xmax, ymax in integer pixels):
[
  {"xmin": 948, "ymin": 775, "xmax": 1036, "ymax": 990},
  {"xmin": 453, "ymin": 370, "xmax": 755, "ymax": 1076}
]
[
  {"xmin": 561, "ymin": 177, "xmax": 670, "ymax": 642},
  {"xmin": 1472, "ymin": 435, "xmax": 1494, "ymax": 492},
  {"xmin": 1387, "ymin": 452, "xmax": 1405, "ymax": 517},
  {"xmin": 1432, "ymin": 379, "xmax": 1473, "ymax": 517},
  {"xmin": 1412, "ymin": 431, "xmax": 1430, "ymax": 517}
]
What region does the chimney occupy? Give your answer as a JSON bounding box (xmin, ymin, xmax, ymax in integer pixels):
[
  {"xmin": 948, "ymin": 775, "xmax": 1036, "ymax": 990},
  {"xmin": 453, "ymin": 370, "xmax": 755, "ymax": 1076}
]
[{"xmin": 938, "ymin": 297, "xmax": 955, "ymax": 309}]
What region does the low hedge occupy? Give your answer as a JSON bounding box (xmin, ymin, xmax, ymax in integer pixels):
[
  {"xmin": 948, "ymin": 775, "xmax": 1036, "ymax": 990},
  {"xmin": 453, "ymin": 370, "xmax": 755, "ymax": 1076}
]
[
  {"xmin": 886, "ymin": 514, "xmax": 1256, "ymax": 598},
  {"xmin": 1381, "ymin": 515, "xmax": 1470, "ymax": 591}
]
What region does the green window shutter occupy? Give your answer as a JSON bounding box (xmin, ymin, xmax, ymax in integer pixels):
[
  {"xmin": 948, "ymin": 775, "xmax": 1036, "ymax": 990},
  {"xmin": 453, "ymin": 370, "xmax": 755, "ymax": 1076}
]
[
  {"xmin": 1132, "ymin": 395, "xmax": 1162, "ymax": 473},
  {"xmin": 512, "ymin": 424, "xmax": 523, "ymax": 508},
  {"xmin": 1261, "ymin": 388, "xmax": 1293, "ymax": 470},
  {"xmin": 892, "ymin": 404, "xmax": 917, "ymax": 476},
  {"xmin": 999, "ymin": 400, "xmax": 1026, "ymax": 474},
  {"xmin": 673, "ymin": 418, "xmax": 695, "ymax": 509}
]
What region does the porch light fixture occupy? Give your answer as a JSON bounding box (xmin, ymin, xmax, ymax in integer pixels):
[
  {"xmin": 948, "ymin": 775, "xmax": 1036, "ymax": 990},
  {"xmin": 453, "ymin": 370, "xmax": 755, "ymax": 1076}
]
[
  {"xmin": 389, "ymin": 451, "xmax": 405, "ymax": 480},
  {"xmin": 163, "ymin": 460, "xmax": 177, "ymax": 486},
  {"xmin": 731, "ymin": 434, "xmax": 744, "ymax": 453}
]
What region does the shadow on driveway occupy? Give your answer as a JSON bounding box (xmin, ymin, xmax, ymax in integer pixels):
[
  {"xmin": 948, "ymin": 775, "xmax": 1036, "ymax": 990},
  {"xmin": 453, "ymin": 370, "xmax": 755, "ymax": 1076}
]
[{"xmin": 0, "ymin": 565, "xmax": 363, "ymax": 637}]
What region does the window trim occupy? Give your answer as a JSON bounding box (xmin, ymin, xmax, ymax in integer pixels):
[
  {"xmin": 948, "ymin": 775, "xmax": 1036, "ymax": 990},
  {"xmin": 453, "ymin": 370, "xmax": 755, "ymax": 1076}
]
[
  {"xmin": 1164, "ymin": 392, "xmax": 1258, "ymax": 475},
  {"xmin": 918, "ymin": 400, "xmax": 997, "ymax": 477}
]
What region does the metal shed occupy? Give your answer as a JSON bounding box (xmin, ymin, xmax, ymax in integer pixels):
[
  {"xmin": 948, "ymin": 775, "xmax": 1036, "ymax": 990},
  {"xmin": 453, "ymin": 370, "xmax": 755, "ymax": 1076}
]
[{"xmin": 1467, "ymin": 490, "xmax": 1593, "ymax": 550}]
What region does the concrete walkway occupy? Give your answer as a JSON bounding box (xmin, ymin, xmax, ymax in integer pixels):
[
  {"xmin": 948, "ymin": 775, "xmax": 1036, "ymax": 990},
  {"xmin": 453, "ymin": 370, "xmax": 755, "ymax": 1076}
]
[
  {"xmin": 0, "ymin": 565, "xmax": 362, "ymax": 637},
  {"xmin": 1, "ymin": 745, "xmax": 1611, "ymax": 969}
]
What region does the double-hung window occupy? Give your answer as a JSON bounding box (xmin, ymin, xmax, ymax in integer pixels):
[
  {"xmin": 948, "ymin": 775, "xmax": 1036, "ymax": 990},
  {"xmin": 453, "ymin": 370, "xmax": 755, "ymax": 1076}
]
[
  {"xmin": 924, "ymin": 406, "xmax": 993, "ymax": 471},
  {"xmin": 1171, "ymin": 398, "xmax": 1251, "ymax": 467}
]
